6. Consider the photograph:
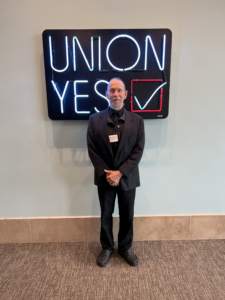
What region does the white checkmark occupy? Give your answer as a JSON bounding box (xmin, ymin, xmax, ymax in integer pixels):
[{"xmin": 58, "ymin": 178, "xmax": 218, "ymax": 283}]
[{"xmin": 134, "ymin": 82, "xmax": 167, "ymax": 110}]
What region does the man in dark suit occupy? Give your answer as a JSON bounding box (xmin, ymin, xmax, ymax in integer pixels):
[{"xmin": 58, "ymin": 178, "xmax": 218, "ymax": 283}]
[{"xmin": 87, "ymin": 77, "xmax": 145, "ymax": 267}]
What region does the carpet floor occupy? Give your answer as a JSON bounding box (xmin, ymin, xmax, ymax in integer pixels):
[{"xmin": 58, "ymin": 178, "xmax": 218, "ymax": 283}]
[{"xmin": 0, "ymin": 240, "xmax": 225, "ymax": 300}]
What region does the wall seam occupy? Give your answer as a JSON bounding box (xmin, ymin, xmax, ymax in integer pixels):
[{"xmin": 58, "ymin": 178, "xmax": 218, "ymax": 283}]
[
  {"xmin": 189, "ymin": 215, "xmax": 192, "ymax": 240},
  {"xmin": 83, "ymin": 218, "xmax": 85, "ymax": 243},
  {"xmin": 28, "ymin": 219, "xmax": 32, "ymax": 243}
]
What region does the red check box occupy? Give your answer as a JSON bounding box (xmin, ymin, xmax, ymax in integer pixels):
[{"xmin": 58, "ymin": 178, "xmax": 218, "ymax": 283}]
[{"xmin": 131, "ymin": 79, "xmax": 164, "ymax": 112}]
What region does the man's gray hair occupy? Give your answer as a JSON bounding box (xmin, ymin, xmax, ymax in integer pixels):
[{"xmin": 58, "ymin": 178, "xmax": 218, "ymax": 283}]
[{"xmin": 106, "ymin": 77, "xmax": 127, "ymax": 93}]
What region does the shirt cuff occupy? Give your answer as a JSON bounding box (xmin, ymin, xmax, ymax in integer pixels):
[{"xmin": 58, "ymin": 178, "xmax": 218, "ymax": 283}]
[{"xmin": 118, "ymin": 169, "xmax": 126, "ymax": 178}]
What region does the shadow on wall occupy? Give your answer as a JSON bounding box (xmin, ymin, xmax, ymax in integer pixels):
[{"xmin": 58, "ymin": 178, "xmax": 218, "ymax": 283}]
[
  {"xmin": 141, "ymin": 118, "xmax": 170, "ymax": 167},
  {"xmin": 52, "ymin": 121, "xmax": 88, "ymax": 149}
]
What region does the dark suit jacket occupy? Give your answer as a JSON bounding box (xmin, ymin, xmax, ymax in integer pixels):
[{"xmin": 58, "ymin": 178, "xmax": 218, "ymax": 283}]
[{"xmin": 87, "ymin": 107, "xmax": 145, "ymax": 191}]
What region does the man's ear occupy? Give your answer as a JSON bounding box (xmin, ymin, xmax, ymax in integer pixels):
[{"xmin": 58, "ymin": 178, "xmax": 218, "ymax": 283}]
[
  {"xmin": 124, "ymin": 90, "xmax": 128, "ymax": 99},
  {"xmin": 105, "ymin": 91, "xmax": 109, "ymax": 99}
]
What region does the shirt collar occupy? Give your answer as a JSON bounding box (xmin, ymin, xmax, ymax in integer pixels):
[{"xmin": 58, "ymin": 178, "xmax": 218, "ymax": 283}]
[
  {"xmin": 109, "ymin": 106, "xmax": 124, "ymax": 117},
  {"xmin": 107, "ymin": 106, "xmax": 125, "ymax": 123}
]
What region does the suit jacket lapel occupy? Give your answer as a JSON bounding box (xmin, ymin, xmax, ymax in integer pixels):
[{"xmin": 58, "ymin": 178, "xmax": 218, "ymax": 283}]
[
  {"xmin": 116, "ymin": 109, "xmax": 134, "ymax": 157},
  {"xmin": 99, "ymin": 109, "xmax": 113, "ymax": 155}
]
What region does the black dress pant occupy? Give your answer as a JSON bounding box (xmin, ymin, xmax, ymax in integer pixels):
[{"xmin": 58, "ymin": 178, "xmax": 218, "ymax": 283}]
[{"xmin": 97, "ymin": 186, "xmax": 136, "ymax": 253}]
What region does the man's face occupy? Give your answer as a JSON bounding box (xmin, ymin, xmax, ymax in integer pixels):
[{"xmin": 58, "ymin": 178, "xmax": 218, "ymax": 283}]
[{"xmin": 106, "ymin": 79, "xmax": 128, "ymax": 111}]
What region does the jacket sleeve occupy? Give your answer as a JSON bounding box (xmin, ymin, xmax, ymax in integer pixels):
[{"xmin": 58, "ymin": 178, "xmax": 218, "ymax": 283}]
[
  {"xmin": 87, "ymin": 115, "xmax": 110, "ymax": 177},
  {"xmin": 118, "ymin": 117, "xmax": 145, "ymax": 178}
]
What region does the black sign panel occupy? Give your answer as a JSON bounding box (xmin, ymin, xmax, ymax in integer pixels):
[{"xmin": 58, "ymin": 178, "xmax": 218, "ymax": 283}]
[{"xmin": 42, "ymin": 29, "xmax": 172, "ymax": 120}]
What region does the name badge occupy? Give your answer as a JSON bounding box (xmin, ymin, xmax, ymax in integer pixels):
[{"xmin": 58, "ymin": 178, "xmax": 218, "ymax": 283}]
[{"xmin": 109, "ymin": 134, "xmax": 118, "ymax": 143}]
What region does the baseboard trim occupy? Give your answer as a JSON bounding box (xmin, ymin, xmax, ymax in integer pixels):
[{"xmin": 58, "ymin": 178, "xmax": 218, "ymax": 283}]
[{"xmin": 1, "ymin": 214, "xmax": 225, "ymax": 244}]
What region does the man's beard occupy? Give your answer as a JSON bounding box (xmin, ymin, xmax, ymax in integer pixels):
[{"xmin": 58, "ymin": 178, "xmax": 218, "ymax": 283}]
[{"xmin": 110, "ymin": 98, "xmax": 124, "ymax": 111}]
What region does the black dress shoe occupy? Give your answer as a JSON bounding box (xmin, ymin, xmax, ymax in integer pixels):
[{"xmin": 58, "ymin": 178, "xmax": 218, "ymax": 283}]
[
  {"xmin": 96, "ymin": 249, "xmax": 113, "ymax": 267},
  {"xmin": 119, "ymin": 249, "xmax": 139, "ymax": 267}
]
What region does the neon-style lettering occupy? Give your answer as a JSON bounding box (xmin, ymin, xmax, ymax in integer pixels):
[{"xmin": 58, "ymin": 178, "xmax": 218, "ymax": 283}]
[
  {"xmin": 49, "ymin": 36, "xmax": 69, "ymax": 73},
  {"xmin": 144, "ymin": 35, "xmax": 166, "ymax": 71},
  {"xmin": 74, "ymin": 80, "xmax": 90, "ymax": 114},
  {"xmin": 106, "ymin": 35, "xmax": 141, "ymax": 71},
  {"xmin": 73, "ymin": 37, "xmax": 94, "ymax": 71},
  {"xmin": 98, "ymin": 37, "xmax": 101, "ymax": 71},
  {"xmin": 94, "ymin": 80, "xmax": 109, "ymax": 112},
  {"xmin": 51, "ymin": 81, "xmax": 69, "ymax": 113},
  {"xmin": 94, "ymin": 80, "xmax": 109, "ymax": 104}
]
